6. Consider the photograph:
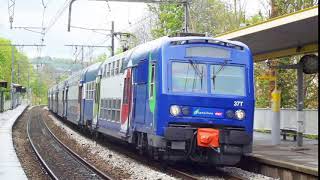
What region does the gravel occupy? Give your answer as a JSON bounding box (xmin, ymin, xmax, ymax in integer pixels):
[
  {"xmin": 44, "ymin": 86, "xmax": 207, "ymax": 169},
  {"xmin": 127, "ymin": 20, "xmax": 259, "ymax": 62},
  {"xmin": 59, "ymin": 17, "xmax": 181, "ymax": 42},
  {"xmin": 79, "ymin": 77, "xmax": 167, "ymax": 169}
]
[
  {"xmin": 220, "ymin": 167, "xmax": 277, "ymax": 180},
  {"xmin": 44, "ymin": 109, "xmax": 176, "ymax": 180},
  {"xmin": 44, "ymin": 107, "xmax": 276, "ymax": 180},
  {"xmin": 12, "ymin": 106, "xmax": 50, "ymax": 180}
]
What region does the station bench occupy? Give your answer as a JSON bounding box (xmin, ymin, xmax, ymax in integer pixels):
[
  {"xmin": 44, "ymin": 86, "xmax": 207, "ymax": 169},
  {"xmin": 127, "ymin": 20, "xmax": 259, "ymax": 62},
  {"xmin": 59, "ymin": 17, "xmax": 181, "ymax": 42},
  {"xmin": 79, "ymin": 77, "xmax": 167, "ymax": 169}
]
[{"xmin": 280, "ymin": 128, "xmax": 297, "ymax": 141}]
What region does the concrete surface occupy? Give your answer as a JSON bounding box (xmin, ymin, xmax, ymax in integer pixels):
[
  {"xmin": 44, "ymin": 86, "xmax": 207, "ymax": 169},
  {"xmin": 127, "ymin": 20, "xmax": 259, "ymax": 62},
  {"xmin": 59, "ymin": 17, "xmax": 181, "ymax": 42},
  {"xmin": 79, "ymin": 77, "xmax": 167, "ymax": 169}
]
[
  {"xmin": 254, "ymin": 108, "xmax": 318, "ymax": 135},
  {"xmin": 249, "ymin": 131, "xmax": 318, "ymax": 175},
  {"xmin": 0, "ymin": 104, "xmax": 28, "ymax": 180}
]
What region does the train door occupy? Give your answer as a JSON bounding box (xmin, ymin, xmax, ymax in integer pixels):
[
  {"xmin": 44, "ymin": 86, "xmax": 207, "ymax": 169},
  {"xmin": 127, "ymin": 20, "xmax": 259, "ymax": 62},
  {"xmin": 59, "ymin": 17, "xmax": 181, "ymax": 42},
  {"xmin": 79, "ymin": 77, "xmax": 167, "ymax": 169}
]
[
  {"xmin": 78, "ymin": 84, "xmax": 84, "ymax": 125},
  {"xmin": 120, "ymin": 69, "xmax": 132, "ymax": 136},
  {"xmin": 62, "ymin": 89, "xmax": 65, "ymax": 116},
  {"xmin": 56, "ymin": 91, "xmax": 58, "ymax": 113},
  {"xmin": 65, "ymin": 87, "xmax": 68, "ymax": 118},
  {"xmin": 92, "ymin": 76, "xmax": 101, "ymax": 129},
  {"xmin": 133, "ymin": 60, "xmax": 148, "ymax": 124}
]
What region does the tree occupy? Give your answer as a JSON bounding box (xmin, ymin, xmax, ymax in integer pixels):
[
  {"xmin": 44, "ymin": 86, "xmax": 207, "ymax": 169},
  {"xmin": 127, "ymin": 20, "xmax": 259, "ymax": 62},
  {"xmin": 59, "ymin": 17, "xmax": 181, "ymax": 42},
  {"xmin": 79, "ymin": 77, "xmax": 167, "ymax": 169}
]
[
  {"xmin": 136, "ymin": 0, "xmax": 318, "ymax": 109},
  {"xmin": 148, "ymin": 4, "xmax": 184, "ymax": 38},
  {"xmin": 259, "ymin": 0, "xmax": 318, "ymax": 18},
  {"xmin": 0, "ymin": 37, "xmax": 51, "ymax": 105}
]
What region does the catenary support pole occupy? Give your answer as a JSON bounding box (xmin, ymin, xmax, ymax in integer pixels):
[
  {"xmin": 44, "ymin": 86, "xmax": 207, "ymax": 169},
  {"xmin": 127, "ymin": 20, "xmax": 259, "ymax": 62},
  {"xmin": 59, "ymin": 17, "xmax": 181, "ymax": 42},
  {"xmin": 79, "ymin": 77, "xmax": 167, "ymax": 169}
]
[
  {"xmin": 11, "ymin": 46, "xmax": 14, "ymax": 109},
  {"xmin": 0, "ymin": 91, "xmax": 3, "ymax": 112},
  {"xmin": 111, "ymin": 21, "xmax": 115, "ymax": 56},
  {"xmin": 184, "ymin": 2, "xmax": 189, "ymax": 32}
]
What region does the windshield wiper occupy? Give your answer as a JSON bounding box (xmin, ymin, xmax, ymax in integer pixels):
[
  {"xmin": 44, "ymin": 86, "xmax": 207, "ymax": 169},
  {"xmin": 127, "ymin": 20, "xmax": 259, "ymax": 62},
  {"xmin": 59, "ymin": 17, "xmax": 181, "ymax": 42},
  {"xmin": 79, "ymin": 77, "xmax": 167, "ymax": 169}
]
[
  {"xmin": 211, "ymin": 60, "xmax": 229, "ymax": 90},
  {"xmin": 188, "ymin": 59, "xmax": 204, "ymax": 90}
]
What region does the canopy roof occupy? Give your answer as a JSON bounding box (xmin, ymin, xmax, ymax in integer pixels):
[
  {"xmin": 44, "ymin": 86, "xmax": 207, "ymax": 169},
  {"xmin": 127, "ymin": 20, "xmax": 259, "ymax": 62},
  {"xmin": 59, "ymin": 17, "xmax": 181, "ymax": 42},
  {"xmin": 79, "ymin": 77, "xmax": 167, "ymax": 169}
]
[{"xmin": 217, "ymin": 6, "xmax": 318, "ymax": 61}]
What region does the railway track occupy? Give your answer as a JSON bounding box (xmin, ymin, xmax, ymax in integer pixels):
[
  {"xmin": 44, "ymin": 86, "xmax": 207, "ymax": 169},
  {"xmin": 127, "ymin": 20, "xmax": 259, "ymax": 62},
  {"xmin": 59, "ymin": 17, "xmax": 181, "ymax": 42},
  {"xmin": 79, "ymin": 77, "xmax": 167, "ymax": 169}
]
[
  {"xmin": 27, "ymin": 107, "xmax": 114, "ymax": 180},
  {"xmin": 166, "ymin": 165, "xmax": 247, "ymax": 180},
  {"xmin": 48, "ymin": 111, "xmax": 247, "ymax": 180}
]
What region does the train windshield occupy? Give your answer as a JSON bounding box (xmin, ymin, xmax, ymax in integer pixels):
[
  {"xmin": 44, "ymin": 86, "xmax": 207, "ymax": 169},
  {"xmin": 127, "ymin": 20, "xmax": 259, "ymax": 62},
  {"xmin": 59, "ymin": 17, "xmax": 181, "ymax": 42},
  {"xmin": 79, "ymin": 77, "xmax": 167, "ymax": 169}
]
[
  {"xmin": 171, "ymin": 61, "xmax": 245, "ymax": 96},
  {"xmin": 210, "ymin": 65, "xmax": 245, "ymax": 96},
  {"xmin": 171, "ymin": 61, "xmax": 207, "ymax": 93}
]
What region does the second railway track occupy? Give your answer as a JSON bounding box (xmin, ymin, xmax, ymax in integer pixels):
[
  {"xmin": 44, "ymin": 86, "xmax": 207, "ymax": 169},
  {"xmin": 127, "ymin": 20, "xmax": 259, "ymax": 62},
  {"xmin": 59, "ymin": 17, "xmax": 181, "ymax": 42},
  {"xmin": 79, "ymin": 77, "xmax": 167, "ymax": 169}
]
[{"xmin": 27, "ymin": 107, "xmax": 114, "ymax": 180}]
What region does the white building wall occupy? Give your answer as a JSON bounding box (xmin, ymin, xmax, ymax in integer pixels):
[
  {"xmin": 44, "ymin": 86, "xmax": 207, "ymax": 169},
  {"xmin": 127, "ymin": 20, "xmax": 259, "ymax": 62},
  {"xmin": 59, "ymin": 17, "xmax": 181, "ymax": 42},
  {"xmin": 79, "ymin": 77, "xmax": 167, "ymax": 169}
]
[{"xmin": 254, "ymin": 108, "xmax": 318, "ymax": 135}]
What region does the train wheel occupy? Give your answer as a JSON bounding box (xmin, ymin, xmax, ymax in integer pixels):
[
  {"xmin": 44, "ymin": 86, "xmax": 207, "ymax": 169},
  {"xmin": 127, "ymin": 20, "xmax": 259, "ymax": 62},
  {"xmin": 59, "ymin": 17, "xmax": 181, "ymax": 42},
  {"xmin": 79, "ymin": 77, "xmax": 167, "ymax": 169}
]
[{"xmin": 92, "ymin": 130, "xmax": 100, "ymax": 140}]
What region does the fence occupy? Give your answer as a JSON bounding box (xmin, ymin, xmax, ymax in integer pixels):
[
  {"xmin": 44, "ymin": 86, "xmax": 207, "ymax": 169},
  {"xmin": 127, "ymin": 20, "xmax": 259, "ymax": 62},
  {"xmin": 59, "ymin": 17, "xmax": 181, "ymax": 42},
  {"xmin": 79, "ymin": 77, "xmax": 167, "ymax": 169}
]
[
  {"xmin": 0, "ymin": 91, "xmax": 24, "ymax": 112},
  {"xmin": 254, "ymin": 108, "xmax": 318, "ymax": 135}
]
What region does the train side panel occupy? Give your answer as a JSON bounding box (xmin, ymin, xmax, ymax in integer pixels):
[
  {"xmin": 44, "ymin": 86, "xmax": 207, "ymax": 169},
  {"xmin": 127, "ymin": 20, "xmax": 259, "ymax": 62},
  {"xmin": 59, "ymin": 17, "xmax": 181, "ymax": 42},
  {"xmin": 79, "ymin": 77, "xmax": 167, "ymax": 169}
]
[
  {"xmin": 66, "ymin": 73, "xmax": 81, "ymax": 125},
  {"xmin": 97, "ymin": 57, "xmax": 125, "ymax": 138}
]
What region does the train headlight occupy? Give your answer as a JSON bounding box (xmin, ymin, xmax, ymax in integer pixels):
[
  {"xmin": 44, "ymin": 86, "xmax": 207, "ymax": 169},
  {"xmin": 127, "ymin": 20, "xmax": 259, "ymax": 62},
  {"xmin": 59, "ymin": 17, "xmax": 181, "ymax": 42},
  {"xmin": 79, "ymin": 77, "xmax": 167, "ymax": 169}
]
[
  {"xmin": 170, "ymin": 105, "xmax": 181, "ymax": 116},
  {"xmin": 226, "ymin": 110, "xmax": 235, "ymax": 119},
  {"xmin": 181, "ymin": 106, "xmax": 190, "ymax": 116},
  {"xmin": 235, "ymin": 110, "xmax": 245, "ymax": 120}
]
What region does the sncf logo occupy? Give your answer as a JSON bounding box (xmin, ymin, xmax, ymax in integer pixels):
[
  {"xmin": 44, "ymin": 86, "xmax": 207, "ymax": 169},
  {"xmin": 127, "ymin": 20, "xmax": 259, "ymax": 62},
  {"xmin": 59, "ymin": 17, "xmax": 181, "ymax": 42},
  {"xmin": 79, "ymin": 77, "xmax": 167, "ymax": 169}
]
[
  {"xmin": 193, "ymin": 109, "xmax": 214, "ymax": 116},
  {"xmin": 215, "ymin": 112, "xmax": 223, "ymax": 117}
]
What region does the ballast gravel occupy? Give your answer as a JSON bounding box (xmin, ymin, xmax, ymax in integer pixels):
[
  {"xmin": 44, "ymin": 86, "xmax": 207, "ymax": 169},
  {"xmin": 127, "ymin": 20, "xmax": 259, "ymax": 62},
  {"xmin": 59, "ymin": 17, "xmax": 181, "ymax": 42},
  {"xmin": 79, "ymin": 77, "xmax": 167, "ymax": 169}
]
[
  {"xmin": 47, "ymin": 113, "xmax": 176, "ymax": 180},
  {"xmin": 220, "ymin": 167, "xmax": 277, "ymax": 180},
  {"xmin": 44, "ymin": 107, "xmax": 275, "ymax": 180}
]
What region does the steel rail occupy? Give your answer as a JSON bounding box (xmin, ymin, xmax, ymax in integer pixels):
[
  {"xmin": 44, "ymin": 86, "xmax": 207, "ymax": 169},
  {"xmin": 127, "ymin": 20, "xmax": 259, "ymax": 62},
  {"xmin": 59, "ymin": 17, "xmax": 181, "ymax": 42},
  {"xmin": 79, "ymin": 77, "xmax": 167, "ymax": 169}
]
[
  {"xmin": 27, "ymin": 109, "xmax": 114, "ymax": 180},
  {"xmin": 27, "ymin": 112, "xmax": 58, "ymax": 180},
  {"xmin": 48, "ymin": 111, "xmax": 247, "ymax": 180},
  {"xmin": 166, "ymin": 167, "xmax": 200, "ymax": 180},
  {"xmin": 42, "ymin": 117, "xmax": 114, "ymax": 180}
]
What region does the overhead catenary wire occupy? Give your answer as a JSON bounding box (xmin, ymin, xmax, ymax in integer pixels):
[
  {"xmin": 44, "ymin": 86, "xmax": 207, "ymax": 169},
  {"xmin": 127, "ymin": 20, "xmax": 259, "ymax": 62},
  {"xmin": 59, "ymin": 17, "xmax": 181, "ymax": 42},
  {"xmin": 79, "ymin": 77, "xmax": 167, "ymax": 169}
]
[{"xmin": 45, "ymin": 0, "xmax": 72, "ymax": 34}]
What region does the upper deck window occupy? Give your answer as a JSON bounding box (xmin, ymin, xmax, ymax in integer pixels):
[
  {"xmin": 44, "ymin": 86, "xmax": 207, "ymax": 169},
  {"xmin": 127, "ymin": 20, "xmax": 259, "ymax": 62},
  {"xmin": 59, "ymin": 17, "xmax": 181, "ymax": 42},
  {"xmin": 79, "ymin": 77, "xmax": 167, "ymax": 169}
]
[{"xmin": 186, "ymin": 47, "xmax": 231, "ymax": 59}]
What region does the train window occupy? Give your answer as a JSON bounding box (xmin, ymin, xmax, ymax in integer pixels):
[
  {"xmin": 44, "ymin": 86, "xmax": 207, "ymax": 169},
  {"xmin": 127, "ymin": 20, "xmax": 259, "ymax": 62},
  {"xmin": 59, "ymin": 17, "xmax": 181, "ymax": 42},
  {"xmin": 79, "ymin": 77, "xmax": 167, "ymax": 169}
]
[
  {"xmin": 210, "ymin": 65, "xmax": 245, "ymax": 96},
  {"xmin": 116, "ymin": 111, "xmax": 120, "ymax": 122},
  {"xmin": 87, "ymin": 83, "xmax": 90, "ymax": 99},
  {"xmin": 99, "ymin": 100, "xmax": 104, "ymax": 119},
  {"xmin": 104, "ymin": 64, "xmax": 107, "ymax": 77},
  {"xmin": 150, "ymin": 64, "xmax": 156, "ymax": 98},
  {"xmin": 111, "ymin": 62, "xmax": 115, "ymax": 76},
  {"xmin": 104, "ymin": 99, "xmax": 108, "ymax": 120},
  {"xmin": 107, "ymin": 99, "xmax": 111, "ymax": 120},
  {"xmin": 111, "ymin": 110, "xmax": 115, "ymax": 121},
  {"xmin": 108, "ymin": 99, "xmax": 111, "ymax": 108},
  {"xmin": 186, "ymin": 47, "xmax": 231, "ymax": 59},
  {"xmin": 171, "ymin": 62, "xmax": 207, "ymax": 93},
  {"xmin": 85, "ymin": 81, "xmax": 96, "ymax": 100},
  {"xmin": 113, "ymin": 99, "xmax": 116, "ymax": 109},
  {"xmin": 123, "ymin": 78, "xmax": 128, "ymax": 104},
  {"xmin": 107, "ymin": 63, "xmax": 111, "ymax": 77},
  {"xmin": 118, "ymin": 99, "xmax": 121, "ymax": 109},
  {"xmin": 115, "ymin": 60, "xmax": 120, "ymax": 75}
]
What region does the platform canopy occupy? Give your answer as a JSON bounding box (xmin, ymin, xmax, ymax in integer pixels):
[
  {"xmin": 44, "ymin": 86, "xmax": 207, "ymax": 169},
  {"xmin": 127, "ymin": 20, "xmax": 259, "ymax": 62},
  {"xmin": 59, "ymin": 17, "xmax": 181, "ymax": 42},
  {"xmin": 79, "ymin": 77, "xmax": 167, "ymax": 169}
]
[{"xmin": 217, "ymin": 6, "xmax": 318, "ymax": 62}]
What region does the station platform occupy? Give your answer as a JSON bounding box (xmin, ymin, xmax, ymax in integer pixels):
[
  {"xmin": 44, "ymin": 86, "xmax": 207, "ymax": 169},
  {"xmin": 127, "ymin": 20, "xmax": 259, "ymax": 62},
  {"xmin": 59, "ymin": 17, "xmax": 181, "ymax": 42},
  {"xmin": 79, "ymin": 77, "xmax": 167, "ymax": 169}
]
[
  {"xmin": 0, "ymin": 104, "xmax": 28, "ymax": 180},
  {"xmin": 245, "ymin": 131, "xmax": 318, "ymax": 177}
]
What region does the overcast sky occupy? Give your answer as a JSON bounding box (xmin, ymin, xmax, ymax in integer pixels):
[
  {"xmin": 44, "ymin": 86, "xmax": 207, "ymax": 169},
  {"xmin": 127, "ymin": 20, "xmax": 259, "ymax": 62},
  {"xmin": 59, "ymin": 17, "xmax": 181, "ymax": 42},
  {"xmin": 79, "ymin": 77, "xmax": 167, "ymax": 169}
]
[{"xmin": 0, "ymin": 0, "xmax": 263, "ymax": 60}]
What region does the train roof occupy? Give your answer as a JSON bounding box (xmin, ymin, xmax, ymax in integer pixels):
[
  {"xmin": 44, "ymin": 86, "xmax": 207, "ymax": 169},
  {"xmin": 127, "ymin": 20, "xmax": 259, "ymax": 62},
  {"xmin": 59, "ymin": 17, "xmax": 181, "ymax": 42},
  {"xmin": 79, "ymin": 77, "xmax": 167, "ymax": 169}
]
[
  {"xmin": 124, "ymin": 36, "xmax": 249, "ymax": 68},
  {"xmin": 48, "ymin": 35, "xmax": 250, "ymax": 90},
  {"xmin": 80, "ymin": 62, "xmax": 102, "ymax": 83},
  {"xmin": 97, "ymin": 35, "xmax": 250, "ymax": 73}
]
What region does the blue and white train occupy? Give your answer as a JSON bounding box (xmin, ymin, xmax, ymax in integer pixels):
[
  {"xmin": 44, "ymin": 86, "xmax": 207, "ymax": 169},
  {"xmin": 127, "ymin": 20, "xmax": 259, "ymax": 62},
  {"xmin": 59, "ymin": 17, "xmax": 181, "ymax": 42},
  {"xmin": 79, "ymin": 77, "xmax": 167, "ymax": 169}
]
[{"xmin": 48, "ymin": 35, "xmax": 255, "ymax": 166}]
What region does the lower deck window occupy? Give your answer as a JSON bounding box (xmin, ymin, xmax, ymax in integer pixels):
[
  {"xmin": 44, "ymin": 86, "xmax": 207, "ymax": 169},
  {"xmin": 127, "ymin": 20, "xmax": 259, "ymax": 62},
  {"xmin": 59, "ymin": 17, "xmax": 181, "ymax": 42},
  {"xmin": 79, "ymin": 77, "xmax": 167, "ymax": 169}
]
[{"xmin": 100, "ymin": 98, "xmax": 121, "ymax": 122}]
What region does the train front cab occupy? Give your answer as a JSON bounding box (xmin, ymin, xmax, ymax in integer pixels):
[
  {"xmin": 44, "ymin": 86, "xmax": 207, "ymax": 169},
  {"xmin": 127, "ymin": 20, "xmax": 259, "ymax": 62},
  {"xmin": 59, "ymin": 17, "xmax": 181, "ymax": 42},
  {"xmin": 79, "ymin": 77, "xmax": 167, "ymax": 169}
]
[{"xmin": 153, "ymin": 37, "xmax": 255, "ymax": 166}]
